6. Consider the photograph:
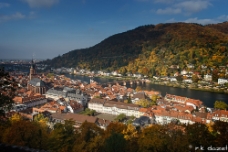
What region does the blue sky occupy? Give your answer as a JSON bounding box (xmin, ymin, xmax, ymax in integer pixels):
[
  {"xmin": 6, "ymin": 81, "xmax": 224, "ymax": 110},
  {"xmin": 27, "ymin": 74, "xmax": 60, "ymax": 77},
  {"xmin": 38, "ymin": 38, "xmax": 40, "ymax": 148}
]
[{"xmin": 0, "ymin": 0, "xmax": 228, "ymax": 60}]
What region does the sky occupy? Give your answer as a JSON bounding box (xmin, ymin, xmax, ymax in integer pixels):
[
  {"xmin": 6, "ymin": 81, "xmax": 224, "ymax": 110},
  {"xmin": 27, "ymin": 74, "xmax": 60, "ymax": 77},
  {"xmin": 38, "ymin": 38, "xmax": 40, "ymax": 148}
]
[{"xmin": 0, "ymin": 0, "xmax": 228, "ymax": 60}]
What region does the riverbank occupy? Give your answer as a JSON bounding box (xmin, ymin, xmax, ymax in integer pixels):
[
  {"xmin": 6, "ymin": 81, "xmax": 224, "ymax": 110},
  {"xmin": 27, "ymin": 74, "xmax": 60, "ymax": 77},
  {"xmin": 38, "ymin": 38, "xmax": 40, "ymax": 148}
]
[
  {"xmin": 68, "ymin": 73, "xmax": 228, "ymax": 94},
  {"xmin": 65, "ymin": 74, "xmax": 228, "ymax": 107}
]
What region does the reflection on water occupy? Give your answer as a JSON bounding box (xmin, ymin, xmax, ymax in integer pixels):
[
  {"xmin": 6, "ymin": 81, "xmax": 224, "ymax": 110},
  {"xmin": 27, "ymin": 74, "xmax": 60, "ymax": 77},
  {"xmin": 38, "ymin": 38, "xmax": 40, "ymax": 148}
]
[{"xmin": 66, "ymin": 74, "xmax": 228, "ymax": 108}]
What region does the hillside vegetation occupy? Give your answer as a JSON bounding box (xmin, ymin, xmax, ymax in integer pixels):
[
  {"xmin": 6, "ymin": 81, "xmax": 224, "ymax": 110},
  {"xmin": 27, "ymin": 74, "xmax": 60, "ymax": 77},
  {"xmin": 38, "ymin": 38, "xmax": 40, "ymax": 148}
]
[{"xmin": 44, "ymin": 22, "xmax": 228, "ymax": 76}]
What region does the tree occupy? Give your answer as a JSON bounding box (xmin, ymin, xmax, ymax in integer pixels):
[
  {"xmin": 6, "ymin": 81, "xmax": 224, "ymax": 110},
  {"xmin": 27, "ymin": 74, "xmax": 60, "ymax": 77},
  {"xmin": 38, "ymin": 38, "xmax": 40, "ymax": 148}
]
[
  {"xmin": 212, "ymin": 68, "xmax": 219, "ymax": 82},
  {"xmin": 73, "ymin": 121, "xmax": 104, "ymax": 152},
  {"xmin": 46, "ymin": 73, "xmax": 54, "ymax": 78},
  {"xmin": 176, "ymin": 75, "xmax": 183, "ymax": 82},
  {"xmin": 115, "ymin": 113, "xmax": 126, "ymax": 122},
  {"xmin": 33, "ymin": 113, "xmax": 49, "ymax": 126},
  {"xmin": 135, "ymin": 99, "xmax": 151, "ymax": 108},
  {"xmin": 9, "ymin": 113, "xmax": 22, "ymax": 123},
  {"xmin": 82, "ymin": 108, "xmax": 96, "ymax": 116},
  {"xmin": 122, "ymin": 124, "xmax": 138, "ymax": 140},
  {"xmin": 151, "ymin": 95, "xmax": 158, "ymax": 105},
  {"xmin": 103, "ymin": 132, "xmax": 126, "ymax": 152},
  {"xmin": 49, "ymin": 119, "xmax": 77, "ymax": 152},
  {"xmin": 185, "ymin": 123, "xmax": 215, "ymax": 149},
  {"xmin": 105, "ymin": 122, "xmax": 126, "ymax": 138},
  {"xmin": 124, "ymin": 99, "xmax": 128, "ymax": 103},
  {"xmin": 79, "ymin": 121, "xmax": 104, "ymax": 142},
  {"xmin": 135, "ymin": 86, "xmax": 142, "ymax": 92},
  {"xmin": 166, "ymin": 128, "xmax": 189, "ymax": 152},
  {"xmin": 0, "ymin": 71, "xmax": 17, "ymax": 116},
  {"xmin": 2, "ymin": 120, "xmax": 49, "ymax": 150},
  {"xmin": 212, "ymin": 121, "xmax": 228, "ymax": 146},
  {"xmin": 192, "ymin": 74, "xmax": 199, "ymax": 83},
  {"xmin": 138, "ymin": 125, "xmax": 169, "ymax": 152},
  {"xmin": 214, "ymin": 100, "xmax": 228, "ymax": 110}
]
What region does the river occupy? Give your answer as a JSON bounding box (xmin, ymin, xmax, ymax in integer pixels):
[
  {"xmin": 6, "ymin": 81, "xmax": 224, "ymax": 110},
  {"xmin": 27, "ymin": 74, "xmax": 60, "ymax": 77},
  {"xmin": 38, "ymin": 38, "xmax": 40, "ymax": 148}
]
[{"xmin": 65, "ymin": 74, "xmax": 228, "ymax": 108}]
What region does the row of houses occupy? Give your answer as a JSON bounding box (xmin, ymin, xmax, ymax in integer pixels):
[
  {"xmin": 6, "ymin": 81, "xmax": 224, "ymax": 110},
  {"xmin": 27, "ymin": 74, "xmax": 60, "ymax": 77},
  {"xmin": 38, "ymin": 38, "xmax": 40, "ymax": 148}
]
[
  {"xmin": 154, "ymin": 75, "xmax": 228, "ymax": 85},
  {"xmin": 88, "ymin": 94, "xmax": 228, "ymax": 125},
  {"xmin": 164, "ymin": 94, "xmax": 203, "ymax": 109},
  {"xmin": 142, "ymin": 106, "xmax": 228, "ymax": 125},
  {"xmin": 13, "ymin": 95, "xmax": 47, "ymax": 109}
]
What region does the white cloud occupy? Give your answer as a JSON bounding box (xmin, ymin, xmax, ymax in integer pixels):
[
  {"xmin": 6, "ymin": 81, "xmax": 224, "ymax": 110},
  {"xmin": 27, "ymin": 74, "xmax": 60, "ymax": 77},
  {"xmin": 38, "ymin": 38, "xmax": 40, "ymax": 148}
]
[
  {"xmin": 22, "ymin": 0, "xmax": 59, "ymax": 8},
  {"xmin": 168, "ymin": 15, "xmax": 228, "ymax": 25},
  {"xmin": 0, "ymin": 2, "xmax": 10, "ymax": 8},
  {"xmin": 218, "ymin": 15, "xmax": 228, "ymax": 21},
  {"xmin": 184, "ymin": 17, "xmax": 217, "ymax": 25},
  {"xmin": 0, "ymin": 12, "xmax": 25, "ymax": 23},
  {"xmin": 156, "ymin": 7, "xmax": 181, "ymax": 14},
  {"xmin": 155, "ymin": 0, "xmax": 212, "ymax": 15},
  {"xmin": 175, "ymin": 0, "xmax": 211, "ymax": 14}
]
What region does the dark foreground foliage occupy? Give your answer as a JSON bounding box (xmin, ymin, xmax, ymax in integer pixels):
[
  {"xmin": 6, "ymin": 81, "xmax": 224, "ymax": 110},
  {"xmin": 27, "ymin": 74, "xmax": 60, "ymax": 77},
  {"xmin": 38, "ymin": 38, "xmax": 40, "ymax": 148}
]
[{"xmin": 0, "ymin": 119, "xmax": 228, "ymax": 152}]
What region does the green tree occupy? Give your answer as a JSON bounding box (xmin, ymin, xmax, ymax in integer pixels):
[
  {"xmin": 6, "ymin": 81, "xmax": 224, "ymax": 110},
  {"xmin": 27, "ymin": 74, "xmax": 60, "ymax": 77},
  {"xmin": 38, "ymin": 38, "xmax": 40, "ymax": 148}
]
[
  {"xmin": 46, "ymin": 73, "xmax": 54, "ymax": 78},
  {"xmin": 214, "ymin": 100, "xmax": 228, "ymax": 110},
  {"xmin": 115, "ymin": 113, "xmax": 126, "ymax": 122},
  {"xmin": 82, "ymin": 108, "xmax": 96, "ymax": 116},
  {"xmin": 103, "ymin": 132, "xmax": 126, "ymax": 152},
  {"xmin": 34, "ymin": 113, "xmax": 49, "ymax": 126}
]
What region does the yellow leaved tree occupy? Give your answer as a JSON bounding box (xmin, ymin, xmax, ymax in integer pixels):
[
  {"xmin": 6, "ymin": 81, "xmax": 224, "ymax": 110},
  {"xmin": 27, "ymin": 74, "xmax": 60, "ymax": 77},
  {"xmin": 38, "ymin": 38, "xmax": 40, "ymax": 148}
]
[
  {"xmin": 122, "ymin": 124, "xmax": 138, "ymax": 140},
  {"xmin": 34, "ymin": 113, "xmax": 49, "ymax": 126},
  {"xmin": 9, "ymin": 113, "xmax": 22, "ymax": 123}
]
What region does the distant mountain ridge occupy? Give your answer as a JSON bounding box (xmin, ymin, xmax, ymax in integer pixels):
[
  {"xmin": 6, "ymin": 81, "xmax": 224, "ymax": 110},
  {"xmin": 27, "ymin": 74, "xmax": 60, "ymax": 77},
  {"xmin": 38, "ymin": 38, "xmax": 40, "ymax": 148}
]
[{"xmin": 44, "ymin": 22, "xmax": 228, "ymax": 76}]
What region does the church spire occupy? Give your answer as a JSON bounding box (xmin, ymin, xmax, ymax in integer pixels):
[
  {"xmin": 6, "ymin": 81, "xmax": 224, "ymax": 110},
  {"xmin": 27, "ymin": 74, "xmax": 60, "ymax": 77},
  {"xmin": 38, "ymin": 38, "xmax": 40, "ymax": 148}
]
[{"xmin": 29, "ymin": 58, "xmax": 36, "ymax": 80}]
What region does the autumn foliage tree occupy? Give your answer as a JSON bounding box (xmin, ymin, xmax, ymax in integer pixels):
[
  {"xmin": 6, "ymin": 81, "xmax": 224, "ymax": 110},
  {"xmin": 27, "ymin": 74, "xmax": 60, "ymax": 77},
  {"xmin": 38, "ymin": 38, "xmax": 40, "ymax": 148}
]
[
  {"xmin": 135, "ymin": 99, "xmax": 151, "ymax": 108},
  {"xmin": 0, "ymin": 70, "xmax": 17, "ymax": 116},
  {"xmin": 214, "ymin": 100, "xmax": 228, "ymax": 110},
  {"xmin": 2, "ymin": 120, "xmax": 49, "ymax": 150}
]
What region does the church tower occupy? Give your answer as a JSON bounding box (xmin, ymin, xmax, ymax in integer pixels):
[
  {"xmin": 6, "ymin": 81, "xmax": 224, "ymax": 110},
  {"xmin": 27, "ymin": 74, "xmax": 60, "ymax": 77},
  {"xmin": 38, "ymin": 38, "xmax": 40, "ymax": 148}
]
[
  {"xmin": 29, "ymin": 59, "xmax": 36, "ymax": 80},
  {"xmin": 27, "ymin": 59, "xmax": 47, "ymax": 95}
]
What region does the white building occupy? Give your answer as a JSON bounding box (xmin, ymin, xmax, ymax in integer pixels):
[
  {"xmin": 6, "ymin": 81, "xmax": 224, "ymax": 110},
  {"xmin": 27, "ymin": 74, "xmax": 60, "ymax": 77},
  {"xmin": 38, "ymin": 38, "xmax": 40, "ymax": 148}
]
[
  {"xmin": 204, "ymin": 74, "xmax": 212, "ymax": 81},
  {"xmin": 218, "ymin": 78, "xmax": 228, "ymax": 85},
  {"xmin": 183, "ymin": 79, "xmax": 193, "ymax": 83},
  {"xmin": 88, "ymin": 98, "xmax": 142, "ymax": 118}
]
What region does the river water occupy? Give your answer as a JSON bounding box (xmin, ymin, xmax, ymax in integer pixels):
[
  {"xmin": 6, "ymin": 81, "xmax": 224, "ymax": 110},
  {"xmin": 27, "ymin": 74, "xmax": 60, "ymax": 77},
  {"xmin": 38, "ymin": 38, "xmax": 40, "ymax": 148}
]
[{"xmin": 65, "ymin": 74, "xmax": 228, "ymax": 108}]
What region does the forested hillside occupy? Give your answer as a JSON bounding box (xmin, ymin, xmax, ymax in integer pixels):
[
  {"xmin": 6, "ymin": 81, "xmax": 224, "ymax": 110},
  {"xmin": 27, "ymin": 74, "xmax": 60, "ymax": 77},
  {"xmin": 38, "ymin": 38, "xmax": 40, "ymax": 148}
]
[{"xmin": 44, "ymin": 22, "xmax": 228, "ymax": 76}]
